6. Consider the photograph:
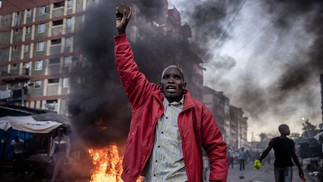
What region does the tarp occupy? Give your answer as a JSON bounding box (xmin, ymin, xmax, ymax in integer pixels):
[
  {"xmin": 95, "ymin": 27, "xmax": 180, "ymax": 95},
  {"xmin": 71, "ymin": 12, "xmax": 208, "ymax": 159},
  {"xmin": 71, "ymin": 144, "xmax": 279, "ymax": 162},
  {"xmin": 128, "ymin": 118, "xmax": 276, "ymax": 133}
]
[
  {"xmin": 0, "ymin": 116, "xmax": 62, "ymax": 133},
  {"xmin": 31, "ymin": 112, "xmax": 70, "ymax": 126},
  {"xmin": 0, "ymin": 119, "xmax": 11, "ymax": 131}
]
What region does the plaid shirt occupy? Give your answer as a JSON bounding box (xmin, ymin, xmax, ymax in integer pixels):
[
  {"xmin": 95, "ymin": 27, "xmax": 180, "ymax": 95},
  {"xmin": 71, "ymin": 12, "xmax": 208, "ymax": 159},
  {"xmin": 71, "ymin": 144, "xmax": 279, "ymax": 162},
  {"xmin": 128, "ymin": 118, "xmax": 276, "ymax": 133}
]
[{"xmin": 144, "ymin": 96, "xmax": 188, "ymax": 182}]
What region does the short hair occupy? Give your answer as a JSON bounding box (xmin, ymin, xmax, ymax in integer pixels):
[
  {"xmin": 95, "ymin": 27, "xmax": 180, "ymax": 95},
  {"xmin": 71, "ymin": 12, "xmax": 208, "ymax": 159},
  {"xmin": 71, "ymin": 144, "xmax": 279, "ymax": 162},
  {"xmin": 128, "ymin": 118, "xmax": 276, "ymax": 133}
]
[
  {"xmin": 161, "ymin": 65, "xmax": 185, "ymax": 81},
  {"xmin": 278, "ymin": 124, "xmax": 289, "ymax": 132}
]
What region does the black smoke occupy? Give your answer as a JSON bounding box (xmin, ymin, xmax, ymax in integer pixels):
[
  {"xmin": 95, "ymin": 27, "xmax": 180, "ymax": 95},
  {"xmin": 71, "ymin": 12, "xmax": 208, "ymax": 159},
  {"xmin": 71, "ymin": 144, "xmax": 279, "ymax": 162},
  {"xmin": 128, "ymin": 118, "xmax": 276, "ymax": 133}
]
[
  {"xmin": 175, "ymin": 0, "xmax": 323, "ymax": 128},
  {"xmin": 68, "ymin": 1, "xmax": 129, "ymax": 147}
]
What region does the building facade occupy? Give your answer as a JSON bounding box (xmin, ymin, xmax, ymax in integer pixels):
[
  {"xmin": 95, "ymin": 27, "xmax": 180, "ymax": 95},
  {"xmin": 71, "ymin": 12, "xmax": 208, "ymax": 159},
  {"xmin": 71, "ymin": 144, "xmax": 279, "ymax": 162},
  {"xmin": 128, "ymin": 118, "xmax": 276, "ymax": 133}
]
[
  {"xmin": 229, "ymin": 105, "xmax": 248, "ymax": 149},
  {"xmin": 0, "ymin": 0, "xmax": 93, "ymax": 114},
  {"xmin": 203, "ymin": 86, "xmax": 248, "ymax": 148}
]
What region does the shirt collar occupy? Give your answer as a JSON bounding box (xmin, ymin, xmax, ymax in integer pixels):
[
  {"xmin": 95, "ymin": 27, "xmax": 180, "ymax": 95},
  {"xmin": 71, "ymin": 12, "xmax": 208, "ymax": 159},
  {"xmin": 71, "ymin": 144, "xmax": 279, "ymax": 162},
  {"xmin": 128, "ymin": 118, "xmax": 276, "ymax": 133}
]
[{"xmin": 163, "ymin": 95, "xmax": 184, "ymax": 106}]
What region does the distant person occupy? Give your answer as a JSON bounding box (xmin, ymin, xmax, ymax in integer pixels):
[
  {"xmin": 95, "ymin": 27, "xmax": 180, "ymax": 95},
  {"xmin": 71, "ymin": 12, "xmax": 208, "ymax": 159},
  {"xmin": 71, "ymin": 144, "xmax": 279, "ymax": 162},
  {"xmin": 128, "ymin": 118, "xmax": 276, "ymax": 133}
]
[
  {"xmin": 256, "ymin": 124, "xmax": 305, "ymax": 182},
  {"xmin": 238, "ymin": 147, "xmax": 247, "ymax": 171},
  {"xmin": 10, "ymin": 135, "xmax": 25, "ymax": 175},
  {"xmin": 245, "ymin": 149, "xmax": 251, "ymax": 163},
  {"xmin": 228, "ymin": 146, "xmax": 235, "ymax": 169},
  {"xmin": 49, "ymin": 127, "xmax": 71, "ymax": 182}
]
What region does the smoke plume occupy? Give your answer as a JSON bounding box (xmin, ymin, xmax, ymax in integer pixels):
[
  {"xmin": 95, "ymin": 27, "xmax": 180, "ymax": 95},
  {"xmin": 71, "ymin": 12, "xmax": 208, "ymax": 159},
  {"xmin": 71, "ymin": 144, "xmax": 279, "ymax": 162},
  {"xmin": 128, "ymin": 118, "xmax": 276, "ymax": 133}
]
[
  {"xmin": 68, "ymin": 0, "xmax": 192, "ymax": 147},
  {"xmin": 172, "ymin": 0, "xmax": 323, "ymax": 134}
]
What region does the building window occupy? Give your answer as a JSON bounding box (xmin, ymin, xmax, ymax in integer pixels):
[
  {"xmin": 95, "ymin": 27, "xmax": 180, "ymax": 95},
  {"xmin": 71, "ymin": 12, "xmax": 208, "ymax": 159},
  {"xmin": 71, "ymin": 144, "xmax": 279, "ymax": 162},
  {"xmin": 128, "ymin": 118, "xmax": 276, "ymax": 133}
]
[
  {"xmin": 45, "ymin": 99, "xmax": 57, "ymax": 111},
  {"xmin": 67, "ymin": 0, "xmax": 73, "ymax": 9},
  {"xmin": 49, "ymin": 57, "xmax": 60, "ymax": 64},
  {"xmin": 23, "ymin": 62, "xmax": 30, "ymax": 75},
  {"xmin": 65, "ymin": 37, "xmax": 71, "ymax": 47},
  {"xmin": 27, "ymin": 9, "xmax": 32, "ymax": 17},
  {"xmin": 26, "ymin": 26, "xmax": 31, "ymax": 34},
  {"xmin": 14, "ymin": 11, "xmax": 21, "ymax": 26},
  {"xmin": 53, "ymin": 1, "xmax": 65, "ymax": 8},
  {"xmin": 35, "ymin": 60, "xmax": 43, "ymax": 71},
  {"xmin": 63, "ymin": 56, "xmax": 72, "ymax": 67},
  {"xmin": 40, "ymin": 6, "xmax": 47, "ymax": 15},
  {"xmin": 48, "ymin": 78, "xmax": 59, "ymax": 84},
  {"xmin": 13, "ymin": 46, "xmax": 18, "ymax": 51},
  {"xmin": 36, "ymin": 42, "xmax": 45, "ymax": 51},
  {"xmin": 12, "ymin": 64, "xmax": 18, "ymax": 69},
  {"xmin": 24, "ymin": 44, "xmax": 29, "ymax": 52},
  {"xmin": 63, "ymin": 78, "xmax": 69, "ymax": 88},
  {"xmin": 66, "ymin": 18, "xmax": 72, "ymax": 28},
  {"xmin": 34, "ymin": 80, "xmax": 42, "ymax": 89},
  {"xmin": 51, "ymin": 39, "xmax": 62, "ymax": 46},
  {"xmin": 38, "ymin": 23, "xmax": 46, "ymax": 33},
  {"xmin": 52, "ymin": 19, "xmax": 63, "ymax": 26}
]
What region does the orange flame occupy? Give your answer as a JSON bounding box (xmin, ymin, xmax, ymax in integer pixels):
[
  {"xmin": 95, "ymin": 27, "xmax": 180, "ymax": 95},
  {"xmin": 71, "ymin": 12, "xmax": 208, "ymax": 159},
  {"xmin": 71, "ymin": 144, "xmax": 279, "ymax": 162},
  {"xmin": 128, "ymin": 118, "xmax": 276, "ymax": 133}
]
[
  {"xmin": 88, "ymin": 145, "xmax": 142, "ymax": 182},
  {"xmin": 88, "ymin": 145, "xmax": 122, "ymax": 182}
]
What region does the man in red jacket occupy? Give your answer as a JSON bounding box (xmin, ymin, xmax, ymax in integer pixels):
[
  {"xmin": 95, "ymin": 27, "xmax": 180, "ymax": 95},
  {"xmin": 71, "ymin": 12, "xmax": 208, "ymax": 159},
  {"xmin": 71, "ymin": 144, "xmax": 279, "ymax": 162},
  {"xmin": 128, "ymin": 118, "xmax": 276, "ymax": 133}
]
[{"xmin": 115, "ymin": 5, "xmax": 228, "ymax": 182}]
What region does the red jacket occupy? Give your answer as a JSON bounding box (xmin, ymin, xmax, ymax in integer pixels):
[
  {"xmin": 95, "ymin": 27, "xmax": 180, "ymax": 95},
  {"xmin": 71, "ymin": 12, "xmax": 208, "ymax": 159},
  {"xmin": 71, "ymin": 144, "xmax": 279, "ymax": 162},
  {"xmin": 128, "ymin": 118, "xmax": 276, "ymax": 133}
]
[{"xmin": 114, "ymin": 34, "xmax": 228, "ymax": 182}]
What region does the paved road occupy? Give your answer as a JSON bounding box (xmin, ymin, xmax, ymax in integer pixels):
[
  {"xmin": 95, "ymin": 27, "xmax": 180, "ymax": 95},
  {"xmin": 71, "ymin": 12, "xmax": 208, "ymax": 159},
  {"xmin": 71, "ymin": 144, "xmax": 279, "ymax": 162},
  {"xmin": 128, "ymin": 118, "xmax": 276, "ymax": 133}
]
[
  {"xmin": 227, "ymin": 162, "xmax": 307, "ymax": 182},
  {"xmin": 1, "ymin": 160, "xmax": 319, "ymax": 182}
]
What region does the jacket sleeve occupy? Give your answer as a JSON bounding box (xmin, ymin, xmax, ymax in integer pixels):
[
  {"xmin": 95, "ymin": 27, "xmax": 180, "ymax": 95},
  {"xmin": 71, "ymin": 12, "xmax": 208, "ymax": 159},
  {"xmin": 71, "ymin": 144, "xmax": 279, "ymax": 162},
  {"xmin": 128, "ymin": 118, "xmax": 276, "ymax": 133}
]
[
  {"xmin": 202, "ymin": 107, "xmax": 228, "ymax": 182},
  {"xmin": 114, "ymin": 34, "xmax": 159, "ymax": 109}
]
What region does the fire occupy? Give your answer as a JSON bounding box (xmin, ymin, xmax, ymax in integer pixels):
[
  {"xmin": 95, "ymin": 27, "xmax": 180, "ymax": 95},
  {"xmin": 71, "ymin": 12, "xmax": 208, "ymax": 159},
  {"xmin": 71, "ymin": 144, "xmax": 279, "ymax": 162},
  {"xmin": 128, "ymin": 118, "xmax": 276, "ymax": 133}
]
[
  {"xmin": 88, "ymin": 145, "xmax": 142, "ymax": 182},
  {"xmin": 88, "ymin": 145, "xmax": 122, "ymax": 182}
]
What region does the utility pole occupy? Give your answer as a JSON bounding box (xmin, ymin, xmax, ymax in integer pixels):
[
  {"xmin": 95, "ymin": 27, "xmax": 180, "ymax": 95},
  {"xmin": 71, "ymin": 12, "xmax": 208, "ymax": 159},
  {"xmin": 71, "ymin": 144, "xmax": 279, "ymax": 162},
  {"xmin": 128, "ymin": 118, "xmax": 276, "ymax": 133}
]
[{"xmin": 320, "ymin": 74, "xmax": 323, "ymax": 124}]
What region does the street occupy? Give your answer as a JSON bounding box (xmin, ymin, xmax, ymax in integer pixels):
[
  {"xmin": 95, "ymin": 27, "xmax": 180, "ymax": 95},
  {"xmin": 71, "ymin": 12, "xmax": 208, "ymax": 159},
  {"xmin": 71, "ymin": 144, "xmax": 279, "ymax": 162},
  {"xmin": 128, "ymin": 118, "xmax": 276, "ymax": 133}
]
[
  {"xmin": 0, "ymin": 159, "xmax": 320, "ymax": 182},
  {"xmin": 227, "ymin": 161, "xmax": 314, "ymax": 182}
]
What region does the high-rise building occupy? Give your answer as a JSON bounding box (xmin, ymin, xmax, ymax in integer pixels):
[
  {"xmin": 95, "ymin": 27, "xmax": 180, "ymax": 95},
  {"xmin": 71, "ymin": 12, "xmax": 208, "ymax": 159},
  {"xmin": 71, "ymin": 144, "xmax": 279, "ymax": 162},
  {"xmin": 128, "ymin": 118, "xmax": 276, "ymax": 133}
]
[
  {"xmin": 0, "ymin": 0, "xmax": 205, "ymax": 115},
  {"xmin": 0, "ymin": 0, "xmax": 94, "ymax": 114}
]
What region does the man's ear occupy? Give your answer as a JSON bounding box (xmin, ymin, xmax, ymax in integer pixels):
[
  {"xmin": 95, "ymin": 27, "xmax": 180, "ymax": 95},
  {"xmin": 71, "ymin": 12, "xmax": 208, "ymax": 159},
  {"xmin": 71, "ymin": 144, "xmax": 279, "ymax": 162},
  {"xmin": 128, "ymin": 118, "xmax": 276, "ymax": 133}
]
[{"xmin": 183, "ymin": 82, "xmax": 187, "ymax": 88}]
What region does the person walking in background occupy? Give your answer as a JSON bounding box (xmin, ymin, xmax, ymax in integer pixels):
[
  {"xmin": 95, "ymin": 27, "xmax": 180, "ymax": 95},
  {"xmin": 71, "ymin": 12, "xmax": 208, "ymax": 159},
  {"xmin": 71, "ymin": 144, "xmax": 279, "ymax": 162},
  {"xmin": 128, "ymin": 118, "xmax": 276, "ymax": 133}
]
[
  {"xmin": 238, "ymin": 147, "xmax": 247, "ymax": 171},
  {"xmin": 49, "ymin": 127, "xmax": 71, "ymax": 182},
  {"xmin": 114, "ymin": 5, "xmax": 228, "ymax": 182},
  {"xmin": 228, "ymin": 146, "xmax": 235, "ymax": 169},
  {"xmin": 10, "ymin": 135, "xmax": 25, "ymax": 175},
  {"xmin": 256, "ymin": 124, "xmax": 305, "ymax": 182}
]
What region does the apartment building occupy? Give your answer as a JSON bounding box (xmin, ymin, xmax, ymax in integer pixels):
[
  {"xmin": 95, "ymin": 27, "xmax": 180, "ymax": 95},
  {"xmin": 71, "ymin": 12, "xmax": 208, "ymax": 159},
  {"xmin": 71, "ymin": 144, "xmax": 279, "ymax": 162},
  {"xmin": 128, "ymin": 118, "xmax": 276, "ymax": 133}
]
[
  {"xmin": 203, "ymin": 86, "xmax": 227, "ymax": 138},
  {"xmin": 0, "ymin": 0, "xmax": 95, "ymax": 114},
  {"xmin": 230, "ymin": 105, "xmax": 248, "ymax": 148},
  {"xmin": 203, "ymin": 86, "xmax": 248, "ymax": 147}
]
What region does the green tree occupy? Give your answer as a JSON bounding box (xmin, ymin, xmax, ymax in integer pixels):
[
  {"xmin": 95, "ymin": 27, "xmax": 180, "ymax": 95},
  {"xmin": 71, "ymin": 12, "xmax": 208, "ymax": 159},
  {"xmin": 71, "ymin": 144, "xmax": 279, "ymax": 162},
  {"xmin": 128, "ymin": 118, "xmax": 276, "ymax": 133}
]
[
  {"xmin": 259, "ymin": 133, "xmax": 268, "ymax": 142},
  {"xmin": 302, "ymin": 119, "xmax": 318, "ymax": 138}
]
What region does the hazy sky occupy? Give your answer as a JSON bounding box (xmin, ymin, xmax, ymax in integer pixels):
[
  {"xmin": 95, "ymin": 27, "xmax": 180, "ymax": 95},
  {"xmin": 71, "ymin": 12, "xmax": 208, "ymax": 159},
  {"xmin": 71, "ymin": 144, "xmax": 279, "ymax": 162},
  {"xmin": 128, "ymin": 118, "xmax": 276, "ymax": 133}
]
[{"xmin": 169, "ymin": 0, "xmax": 323, "ymax": 141}]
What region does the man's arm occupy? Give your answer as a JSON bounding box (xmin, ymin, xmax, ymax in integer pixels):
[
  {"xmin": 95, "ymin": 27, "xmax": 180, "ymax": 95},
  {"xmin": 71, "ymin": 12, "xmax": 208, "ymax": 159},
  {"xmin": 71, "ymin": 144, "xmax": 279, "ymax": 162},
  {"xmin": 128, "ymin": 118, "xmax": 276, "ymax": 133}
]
[
  {"xmin": 49, "ymin": 138, "xmax": 56, "ymax": 157},
  {"xmin": 65, "ymin": 136, "xmax": 71, "ymax": 158},
  {"xmin": 259, "ymin": 140, "xmax": 273, "ymax": 162},
  {"xmin": 202, "ymin": 108, "xmax": 228, "ymax": 182},
  {"xmin": 291, "ymin": 142, "xmax": 304, "ymax": 179},
  {"xmin": 114, "ymin": 5, "xmax": 159, "ymax": 109}
]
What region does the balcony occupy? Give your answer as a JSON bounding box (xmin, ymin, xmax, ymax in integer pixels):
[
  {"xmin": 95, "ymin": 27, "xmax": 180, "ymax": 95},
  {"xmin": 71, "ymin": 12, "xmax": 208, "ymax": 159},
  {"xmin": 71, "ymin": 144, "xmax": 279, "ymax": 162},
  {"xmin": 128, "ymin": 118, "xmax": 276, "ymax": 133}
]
[{"xmin": 1, "ymin": 72, "xmax": 30, "ymax": 84}]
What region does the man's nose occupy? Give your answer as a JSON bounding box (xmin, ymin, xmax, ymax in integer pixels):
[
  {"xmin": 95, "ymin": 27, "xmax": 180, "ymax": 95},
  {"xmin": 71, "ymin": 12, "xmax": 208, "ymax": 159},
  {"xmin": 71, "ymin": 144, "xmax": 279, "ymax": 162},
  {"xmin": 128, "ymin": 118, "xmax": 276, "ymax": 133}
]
[{"xmin": 167, "ymin": 77, "xmax": 175, "ymax": 82}]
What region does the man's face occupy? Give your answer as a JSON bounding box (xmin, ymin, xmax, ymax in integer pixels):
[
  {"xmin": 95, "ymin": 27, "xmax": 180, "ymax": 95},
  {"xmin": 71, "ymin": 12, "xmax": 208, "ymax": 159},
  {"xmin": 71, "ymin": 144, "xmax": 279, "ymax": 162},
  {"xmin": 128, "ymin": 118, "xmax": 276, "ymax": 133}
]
[
  {"xmin": 160, "ymin": 66, "xmax": 186, "ymax": 102},
  {"xmin": 284, "ymin": 127, "xmax": 290, "ymax": 135},
  {"xmin": 280, "ymin": 125, "xmax": 290, "ymax": 136}
]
